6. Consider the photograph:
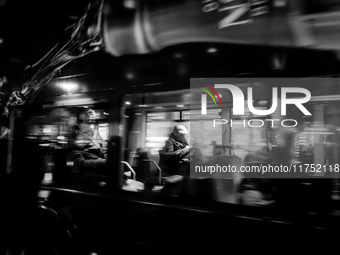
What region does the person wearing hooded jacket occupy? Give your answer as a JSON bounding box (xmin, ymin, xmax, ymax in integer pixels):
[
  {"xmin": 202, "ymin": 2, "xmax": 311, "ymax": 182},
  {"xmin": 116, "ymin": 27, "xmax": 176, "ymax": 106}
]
[{"xmin": 161, "ymin": 124, "xmax": 195, "ymax": 176}]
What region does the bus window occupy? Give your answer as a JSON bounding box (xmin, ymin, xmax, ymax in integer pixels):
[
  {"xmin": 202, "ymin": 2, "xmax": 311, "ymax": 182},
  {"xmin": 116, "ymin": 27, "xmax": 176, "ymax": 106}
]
[
  {"xmin": 121, "ymin": 89, "xmax": 241, "ymax": 204},
  {"xmin": 9, "ymin": 103, "xmax": 110, "ymax": 189},
  {"xmin": 122, "ymin": 90, "xmax": 190, "ymax": 193},
  {"xmin": 213, "ymin": 78, "xmax": 340, "ymax": 212},
  {"xmin": 120, "ymin": 79, "xmax": 340, "ymax": 214},
  {"xmin": 231, "ymin": 101, "xmax": 279, "ymax": 161}
]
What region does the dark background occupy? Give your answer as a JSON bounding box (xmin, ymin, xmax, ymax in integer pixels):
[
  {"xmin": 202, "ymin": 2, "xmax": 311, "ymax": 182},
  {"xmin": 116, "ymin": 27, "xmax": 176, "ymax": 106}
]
[
  {"xmin": 0, "ymin": 0, "xmax": 90, "ymax": 92},
  {"xmin": 1, "ymin": 0, "xmax": 340, "ymax": 94}
]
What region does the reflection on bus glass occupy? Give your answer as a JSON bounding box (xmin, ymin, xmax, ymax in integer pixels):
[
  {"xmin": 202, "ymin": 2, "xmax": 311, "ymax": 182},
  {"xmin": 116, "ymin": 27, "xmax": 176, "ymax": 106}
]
[{"xmin": 121, "ymin": 79, "xmax": 340, "ymax": 213}]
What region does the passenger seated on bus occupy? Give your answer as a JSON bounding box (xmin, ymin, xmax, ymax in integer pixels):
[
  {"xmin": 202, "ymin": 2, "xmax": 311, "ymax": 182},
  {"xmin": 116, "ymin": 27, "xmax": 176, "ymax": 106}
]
[
  {"xmin": 161, "ymin": 124, "xmax": 195, "ymax": 176},
  {"xmin": 67, "ymin": 109, "xmax": 107, "ymax": 177}
]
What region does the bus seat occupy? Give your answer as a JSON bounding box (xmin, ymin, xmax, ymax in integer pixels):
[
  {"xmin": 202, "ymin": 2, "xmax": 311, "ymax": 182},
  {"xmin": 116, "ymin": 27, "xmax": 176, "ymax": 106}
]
[
  {"xmin": 138, "ymin": 149, "xmax": 183, "ymax": 194},
  {"xmin": 158, "ymin": 150, "xmax": 171, "ymax": 175},
  {"xmin": 121, "ymin": 161, "xmax": 136, "ymax": 180},
  {"xmin": 158, "ymin": 149, "xmax": 183, "ymax": 176},
  {"xmin": 121, "ymin": 161, "xmax": 145, "ymax": 192},
  {"xmin": 139, "ymin": 150, "xmax": 159, "ymax": 179},
  {"xmin": 213, "ymin": 145, "xmax": 233, "ymax": 156}
]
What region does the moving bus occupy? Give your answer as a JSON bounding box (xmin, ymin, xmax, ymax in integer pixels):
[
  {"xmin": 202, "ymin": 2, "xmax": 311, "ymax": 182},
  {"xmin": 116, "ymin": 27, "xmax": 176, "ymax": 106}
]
[
  {"xmin": 2, "ymin": 42, "xmax": 340, "ymax": 254},
  {"xmin": 2, "ymin": 1, "xmax": 340, "ymax": 254}
]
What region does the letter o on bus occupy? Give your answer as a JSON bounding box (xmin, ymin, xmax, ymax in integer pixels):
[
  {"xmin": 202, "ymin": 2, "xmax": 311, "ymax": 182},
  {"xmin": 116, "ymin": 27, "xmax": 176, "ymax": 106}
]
[{"xmin": 248, "ymin": 119, "xmax": 264, "ymax": 127}]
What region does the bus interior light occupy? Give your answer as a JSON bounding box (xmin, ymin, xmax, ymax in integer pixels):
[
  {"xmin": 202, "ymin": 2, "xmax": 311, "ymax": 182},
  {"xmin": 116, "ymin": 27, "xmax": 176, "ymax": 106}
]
[
  {"xmin": 57, "ymin": 81, "xmax": 79, "ymax": 93},
  {"xmin": 207, "ymin": 47, "xmax": 218, "ymax": 53}
]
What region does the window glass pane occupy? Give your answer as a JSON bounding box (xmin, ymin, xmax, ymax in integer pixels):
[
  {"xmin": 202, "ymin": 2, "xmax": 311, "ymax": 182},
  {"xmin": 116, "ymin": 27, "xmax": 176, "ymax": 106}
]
[
  {"xmin": 146, "ymin": 121, "xmax": 176, "ymax": 155},
  {"xmin": 182, "ymin": 109, "xmax": 221, "ymax": 120},
  {"xmin": 231, "ymin": 102, "xmax": 273, "ymax": 160},
  {"xmin": 122, "ymin": 90, "xmax": 232, "ymax": 202},
  {"xmin": 10, "ymin": 103, "xmax": 109, "ymax": 191},
  {"xmin": 188, "ymin": 78, "xmax": 340, "ymax": 213},
  {"xmin": 147, "ymin": 111, "xmax": 180, "ymax": 121},
  {"xmin": 121, "ymin": 79, "xmax": 340, "ymax": 214}
]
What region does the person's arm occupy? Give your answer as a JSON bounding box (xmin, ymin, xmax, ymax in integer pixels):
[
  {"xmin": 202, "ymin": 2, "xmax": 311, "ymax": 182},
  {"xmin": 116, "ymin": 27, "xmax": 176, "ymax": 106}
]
[
  {"xmin": 69, "ymin": 150, "xmax": 106, "ymax": 174},
  {"xmin": 163, "ymin": 139, "xmax": 190, "ymax": 159}
]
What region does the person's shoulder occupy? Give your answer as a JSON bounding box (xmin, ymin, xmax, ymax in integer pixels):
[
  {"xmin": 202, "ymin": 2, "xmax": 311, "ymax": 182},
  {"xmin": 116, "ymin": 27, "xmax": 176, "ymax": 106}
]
[{"xmin": 166, "ymin": 136, "xmax": 175, "ymax": 144}]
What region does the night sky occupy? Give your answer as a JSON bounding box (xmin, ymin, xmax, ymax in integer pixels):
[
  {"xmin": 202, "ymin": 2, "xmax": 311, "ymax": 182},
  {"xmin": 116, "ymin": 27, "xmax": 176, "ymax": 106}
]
[{"xmin": 0, "ymin": 0, "xmax": 90, "ymax": 90}]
